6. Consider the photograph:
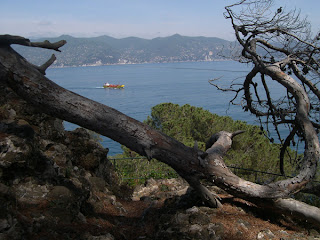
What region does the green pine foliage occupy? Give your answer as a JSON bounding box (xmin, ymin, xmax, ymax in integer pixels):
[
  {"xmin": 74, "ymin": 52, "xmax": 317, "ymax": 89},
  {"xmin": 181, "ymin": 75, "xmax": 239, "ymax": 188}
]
[
  {"xmin": 113, "ymin": 103, "xmax": 300, "ymax": 184},
  {"xmin": 144, "ymin": 103, "xmax": 299, "ymax": 183},
  {"xmin": 114, "ymin": 103, "xmax": 320, "ymax": 206}
]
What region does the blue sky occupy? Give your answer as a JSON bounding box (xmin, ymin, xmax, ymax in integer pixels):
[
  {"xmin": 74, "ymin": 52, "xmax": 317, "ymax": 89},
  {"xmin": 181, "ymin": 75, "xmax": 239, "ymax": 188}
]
[{"xmin": 1, "ymin": 0, "xmax": 319, "ymax": 40}]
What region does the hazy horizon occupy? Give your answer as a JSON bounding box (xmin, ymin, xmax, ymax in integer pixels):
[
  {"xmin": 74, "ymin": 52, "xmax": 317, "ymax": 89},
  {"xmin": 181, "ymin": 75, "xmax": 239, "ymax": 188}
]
[
  {"xmin": 2, "ymin": 0, "xmax": 320, "ymax": 41},
  {"xmin": 26, "ymin": 33, "xmax": 234, "ymax": 42}
]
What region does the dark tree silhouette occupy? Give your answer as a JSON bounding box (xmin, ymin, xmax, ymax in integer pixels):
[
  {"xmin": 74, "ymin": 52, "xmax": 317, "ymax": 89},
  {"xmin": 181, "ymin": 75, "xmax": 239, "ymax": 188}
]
[{"xmin": 217, "ymin": 0, "xmax": 320, "ymax": 188}]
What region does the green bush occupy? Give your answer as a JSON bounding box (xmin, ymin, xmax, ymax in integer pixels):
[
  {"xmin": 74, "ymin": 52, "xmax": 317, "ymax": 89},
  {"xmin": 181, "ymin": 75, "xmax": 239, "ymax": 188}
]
[
  {"xmin": 110, "ymin": 156, "xmax": 178, "ymax": 186},
  {"xmin": 111, "ymin": 103, "xmax": 320, "ymax": 206},
  {"xmin": 112, "ymin": 103, "xmax": 301, "ymax": 185},
  {"xmin": 144, "ymin": 103, "xmax": 299, "ymax": 183}
]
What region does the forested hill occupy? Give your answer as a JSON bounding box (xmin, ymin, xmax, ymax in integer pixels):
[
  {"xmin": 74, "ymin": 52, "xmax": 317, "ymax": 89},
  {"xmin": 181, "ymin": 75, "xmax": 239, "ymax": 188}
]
[{"xmin": 13, "ymin": 34, "xmax": 235, "ymax": 67}]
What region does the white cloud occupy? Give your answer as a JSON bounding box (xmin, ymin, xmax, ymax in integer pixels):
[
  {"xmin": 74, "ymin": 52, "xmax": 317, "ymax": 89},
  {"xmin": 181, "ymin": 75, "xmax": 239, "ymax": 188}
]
[
  {"xmin": 37, "ymin": 20, "xmax": 54, "ymax": 26},
  {"xmin": 0, "ymin": 16, "xmax": 235, "ymax": 40}
]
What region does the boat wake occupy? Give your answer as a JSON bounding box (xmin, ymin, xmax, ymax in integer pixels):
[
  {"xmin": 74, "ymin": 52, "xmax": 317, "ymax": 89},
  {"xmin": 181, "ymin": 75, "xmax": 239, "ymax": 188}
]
[{"xmin": 69, "ymin": 87, "xmax": 105, "ymax": 90}]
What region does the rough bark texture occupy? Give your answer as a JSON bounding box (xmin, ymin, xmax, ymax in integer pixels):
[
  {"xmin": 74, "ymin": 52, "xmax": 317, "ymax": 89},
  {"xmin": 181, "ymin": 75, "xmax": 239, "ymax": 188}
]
[{"xmin": 1, "ymin": 35, "xmax": 320, "ymax": 226}]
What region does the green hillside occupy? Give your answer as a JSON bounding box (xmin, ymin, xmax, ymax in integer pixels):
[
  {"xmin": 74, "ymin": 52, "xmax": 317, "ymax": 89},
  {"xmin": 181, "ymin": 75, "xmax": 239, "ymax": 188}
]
[{"xmin": 13, "ymin": 34, "xmax": 235, "ymax": 67}]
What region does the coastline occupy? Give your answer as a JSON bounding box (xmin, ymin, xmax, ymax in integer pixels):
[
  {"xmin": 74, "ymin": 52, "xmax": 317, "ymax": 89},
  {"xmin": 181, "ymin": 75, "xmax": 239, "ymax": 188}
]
[{"xmin": 50, "ymin": 58, "xmax": 234, "ymax": 69}]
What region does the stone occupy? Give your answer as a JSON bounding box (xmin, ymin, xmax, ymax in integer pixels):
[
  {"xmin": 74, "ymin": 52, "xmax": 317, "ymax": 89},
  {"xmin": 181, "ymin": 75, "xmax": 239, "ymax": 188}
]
[
  {"xmin": 83, "ymin": 232, "xmax": 115, "ymax": 240},
  {"xmin": 174, "ymin": 213, "xmax": 189, "ymax": 225},
  {"xmin": 278, "ymin": 230, "xmax": 289, "ymax": 236},
  {"xmin": 237, "ymin": 218, "xmax": 251, "ymax": 231},
  {"xmin": 43, "ymin": 142, "xmax": 69, "ymax": 167},
  {"xmin": 198, "ymin": 206, "xmax": 218, "ymax": 215},
  {"xmin": 140, "ymin": 196, "xmax": 153, "ymax": 203},
  {"xmin": 0, "ymin": 183, "xmax": 10, "ymax": 197},
  {"xmin": 47, "ymin": 186, "xmax": 73, "ymax": 200},
  {"xmin": 89, "ymin": 177, "xmax": 106, "ymax": 191},
  {"xmin": 189, "ymin": 212, "xmax": 211, "ymax": 225},
  {"xmin": 77, "ymin": 212, "xmax": 87, "ymax": 223},
  {"xmin": 14, "ymin": 181, "xmax": 51, "ymax": 202},
  {"xmin": 186, "ymin": 206, "xmax": 200, "ymax": 214},
  {"xmin": 189, "ymin": 224, "xmax": 203, "ymax": 234},
  {"xmin": 207, "ymin": 223, "xmax": 224, "ymax": 238},
  {"xmin": 0, "ymin": 218, "xmax": 10, "ymax": 231},
  {"xmin": 257, "ymin": 229, "xmax": 275, "ymax": 239}
]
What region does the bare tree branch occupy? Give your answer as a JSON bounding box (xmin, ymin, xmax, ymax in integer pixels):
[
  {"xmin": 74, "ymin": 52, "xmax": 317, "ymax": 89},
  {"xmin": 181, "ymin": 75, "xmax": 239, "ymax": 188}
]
[
  {"xmin": 1, "ymin": 28, "xmax": 320, "ymax": 224},
  {"xmin": 279, "ymin": 126, "xmax": 298, "ymax": 175},
  {"xmin": 35, "ymin": 54, "xmax": 57, "ymax": 75},
  {"xmin": 0, "ymin": 34, "xmax": 66, "ymax": 51}
]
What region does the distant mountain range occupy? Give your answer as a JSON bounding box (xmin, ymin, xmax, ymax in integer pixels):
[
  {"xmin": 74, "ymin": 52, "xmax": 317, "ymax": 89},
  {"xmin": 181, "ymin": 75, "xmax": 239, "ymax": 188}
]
[{"xmin": 13, "ymin": 34, "xmax": 236, "ymax": 67}]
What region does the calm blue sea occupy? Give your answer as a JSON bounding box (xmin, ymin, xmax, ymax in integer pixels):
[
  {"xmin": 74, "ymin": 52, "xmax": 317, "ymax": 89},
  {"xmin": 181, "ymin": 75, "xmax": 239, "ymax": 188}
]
[{"xmin": 46, "ymin": 61, "xmax": 287, "ymax": 155}]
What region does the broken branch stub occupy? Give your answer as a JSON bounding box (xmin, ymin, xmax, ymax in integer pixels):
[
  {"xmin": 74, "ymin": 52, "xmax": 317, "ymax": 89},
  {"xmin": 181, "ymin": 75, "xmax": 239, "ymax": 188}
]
[{"xmin": 0, "ymin": 35, "xmax": 66, "ymax": 52}]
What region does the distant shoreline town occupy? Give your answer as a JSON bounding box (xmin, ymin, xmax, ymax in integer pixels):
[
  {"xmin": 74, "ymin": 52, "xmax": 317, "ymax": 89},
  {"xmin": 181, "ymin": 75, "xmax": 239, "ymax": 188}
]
[
  {"xmin": 13, "ymin": 34, "xmax": 237, "ymax": 68},
  {"xmin": 51, "ymin": 58, "xmax": 232, "ymax": 69}
]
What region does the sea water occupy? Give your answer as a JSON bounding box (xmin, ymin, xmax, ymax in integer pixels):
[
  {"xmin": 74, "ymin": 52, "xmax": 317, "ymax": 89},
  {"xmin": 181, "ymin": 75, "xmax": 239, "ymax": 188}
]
[{"xmin": 46, "ymin": 61, "xmax": 289, "ymax": 155}]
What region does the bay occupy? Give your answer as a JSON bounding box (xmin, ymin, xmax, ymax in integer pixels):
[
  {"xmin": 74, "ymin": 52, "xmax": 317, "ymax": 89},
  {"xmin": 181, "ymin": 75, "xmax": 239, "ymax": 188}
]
[{"xmin": 46, "ymin": 61, "xmax": 286, "ymax": 155}]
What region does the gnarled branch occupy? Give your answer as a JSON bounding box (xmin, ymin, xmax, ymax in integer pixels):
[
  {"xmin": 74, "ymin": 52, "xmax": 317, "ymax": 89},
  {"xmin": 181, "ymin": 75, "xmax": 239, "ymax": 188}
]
[
  {"xmin": 0, "ymin": 35, "xmax": 66, "ymax": 51},
  {"xmin": 1, "ymin": 34, "xmax": 320, "ymax": 225}
]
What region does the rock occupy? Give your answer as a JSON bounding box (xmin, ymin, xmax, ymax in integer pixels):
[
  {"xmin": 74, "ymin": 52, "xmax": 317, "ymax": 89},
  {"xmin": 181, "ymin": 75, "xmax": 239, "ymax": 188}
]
[
  {"xmin": 0, "ymin": 134, "xmax": 31, "ymax": 168},
  {"xmin": 0, "ymin": 80, "xmax": 120, "ymax": 239},
  {"xmin": 84, "ymin": 233, "xmax": 115, "ymax": 240},
  {"xmin": 42, "ymin": 141, "xmax": 69, "ymax": 167},
  {"xmin": 47, "ymin": 186, "xmax": 73, "ymax": 201},
  {"xmin": 65, "ymin": 128, "xmax": 109, "ymax": 171},
  {"xmin": 0, "ymin": 218, "xmax": 10, "ymax": 231},
  {"xmin": 198, "ymin": 206, "xmax": 218, "ymax": 215},
  {"xmin": 186, "ymin": 206, "xmax": 200, "ymax": 214},
  {"xmin": 132, "ymin": 178, "xmax": 189, "ymax": 201},
  {"xmin": 207, "ymin": 223, "xmax": 224, "ymax": 238},
  {"xmin": 77, "ymin": 212, "xmax": 87, "ymax": 223},
  {"xmin": 140, "ymin": 196, "xmax": 153, "ymax": 203},
  {"xmin": 17, "ymin": 181, "xmax": 49, "ymax": 197},
  {"xmin": 174, "ymin": 213, "xmax": 189, "ymax": 225},
  {"xmin": 257, "ymin": 229, "xmax": 275, "ymax": 239},
  {"xmin": 89, "ymin": 176, "xmax": 106, "ymax": 192},
  {"xmin": 46, "ymin": 186, "xmax": 78, "ymax": 223},
  {"xmin": 278, "ymin": 230, "xmax": 289, "ymax": 236},
  {"xmin": 189, "ymin": 224, "xmax": 203, "ymax": 234},
  {"xmin": 95, "ymin": 156, "xmax": 117, "ymax": 185},
  {"xmin": 189, "ymin": 212, "xmax": 211, "ymax": 225},
  {"xmin": 237, "ymin": 219, "xmax": 251, "ymax": 231},
  {"xmin": 0, "ymin": 183, "xmax": 10, "ymax": 198}
]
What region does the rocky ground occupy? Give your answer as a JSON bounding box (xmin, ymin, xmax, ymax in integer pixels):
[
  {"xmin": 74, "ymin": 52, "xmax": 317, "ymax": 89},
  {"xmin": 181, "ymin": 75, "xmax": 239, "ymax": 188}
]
[{"xmin": 1, "ymin": 81, "xmax": 320, "ymax": 239}]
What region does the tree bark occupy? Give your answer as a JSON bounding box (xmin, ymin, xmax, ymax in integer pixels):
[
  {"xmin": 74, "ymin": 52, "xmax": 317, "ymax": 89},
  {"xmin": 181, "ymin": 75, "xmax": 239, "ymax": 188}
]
[
  {"xmin": 1, "ymin": 36, "xmax": 320, "ymax": 226},
  {"xmin": 0, "ymin": 37, "xmax": 221, "ymax": 208}
]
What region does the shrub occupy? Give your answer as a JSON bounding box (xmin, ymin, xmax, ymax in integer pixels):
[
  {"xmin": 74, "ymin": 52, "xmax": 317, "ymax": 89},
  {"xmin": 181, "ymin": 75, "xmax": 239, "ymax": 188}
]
[
  {"xmin": 113, "ymin": 103, "xmax": 300, "ymax": 185},
  {"xmin": 144, "ymin": 103, "xmax": 298, "ymax": 183}
]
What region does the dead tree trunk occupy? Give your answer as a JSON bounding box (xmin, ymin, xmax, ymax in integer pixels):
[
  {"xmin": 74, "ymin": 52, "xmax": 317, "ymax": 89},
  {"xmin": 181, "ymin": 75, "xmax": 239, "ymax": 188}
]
[{"xmin": 0, "ymin": 35, "xmax": 319, "ymax": 225}]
